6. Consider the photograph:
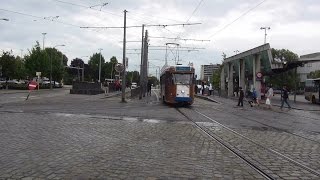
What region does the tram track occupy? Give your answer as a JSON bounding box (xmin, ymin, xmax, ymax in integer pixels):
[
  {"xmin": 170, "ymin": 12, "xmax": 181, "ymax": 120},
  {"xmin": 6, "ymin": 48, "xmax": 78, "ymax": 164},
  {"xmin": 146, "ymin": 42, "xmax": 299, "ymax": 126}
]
[
  {"xmin": 196, "ymin": 97, "xmax": 320, "ymax": 144},
  {"xmin": 176, "ymin": 107, "xmax": 320, "ymax": 179}
]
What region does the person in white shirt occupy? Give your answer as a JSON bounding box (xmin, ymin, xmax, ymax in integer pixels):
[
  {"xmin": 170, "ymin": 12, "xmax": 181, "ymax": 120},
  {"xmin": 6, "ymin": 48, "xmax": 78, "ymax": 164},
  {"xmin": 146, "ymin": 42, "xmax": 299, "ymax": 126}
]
[{"xmin": 266, "ymin": 85, "xmax": 274, "ymax": 108}]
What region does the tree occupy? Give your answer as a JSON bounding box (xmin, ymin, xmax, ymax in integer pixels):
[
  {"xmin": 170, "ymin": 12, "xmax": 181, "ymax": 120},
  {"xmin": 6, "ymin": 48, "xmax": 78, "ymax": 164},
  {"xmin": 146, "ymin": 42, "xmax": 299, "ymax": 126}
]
[
  {"xmin": 272, "ymin": 48, "xmax": 299, "ymax": 63},
  {"xmin": 148, "ymin": 76, "xmax": 158, "ymax": 86},
  {"xmin": 107, "ymin": 56, "xmax": 118, "ymax": 80},
  {"xmin": 269, "ymin": 48, "xmax": 299, "ymax": 90},
  {"xmin": 70, "ymin": 58, "xmax": 85, "ymax": 81},
  {"xmin": 211, "ymin": 65, "xmax": 222, "ymax": 89},
  {"xmin": 0, "ymin": 51, "xmax": 16, "ymax": 80},
  {"xmin": 46, "ymin": 47, "xmax": 68, "ymax": 82},
  {"xmin": 308, "ymin": 70, "xmax": 320, "ymax": 79},
  {"xmin": 14, "ymin": 56, "xmax": 27, "ymax": 79},
  {"xmin": 24, "ymin": 42, "xmax": 50, "ymax": 78},
  {"xmin": 88, "ymin": 52, "xmax": 105, "ymax": 82},
  {"xmin": 126, "ymin": 71, "xmax": 140, "ymax": 84}
]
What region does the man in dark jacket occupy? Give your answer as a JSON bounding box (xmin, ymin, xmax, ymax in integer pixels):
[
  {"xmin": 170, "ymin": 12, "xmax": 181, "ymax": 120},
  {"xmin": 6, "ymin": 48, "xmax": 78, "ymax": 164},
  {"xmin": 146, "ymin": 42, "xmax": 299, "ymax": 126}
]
[
  {"xmin": 280, "ymin": 85, "xmax": 291, "ymax": 109},
  {"xmin": 237, "ymin": 87, "xmax": 244, "ymax": 106}
]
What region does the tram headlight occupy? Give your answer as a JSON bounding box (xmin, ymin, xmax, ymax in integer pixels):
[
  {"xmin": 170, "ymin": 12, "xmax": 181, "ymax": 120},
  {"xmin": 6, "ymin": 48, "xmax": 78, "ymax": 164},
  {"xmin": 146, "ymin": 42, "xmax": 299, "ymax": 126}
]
[{"xmin": 181, "ymin": 90, "xmax": 185, "ymax": 94}]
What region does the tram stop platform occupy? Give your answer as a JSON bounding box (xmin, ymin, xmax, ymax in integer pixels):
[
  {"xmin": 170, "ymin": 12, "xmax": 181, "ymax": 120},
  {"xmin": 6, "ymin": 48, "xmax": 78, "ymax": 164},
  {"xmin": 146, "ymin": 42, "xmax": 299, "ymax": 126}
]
[{"xmin": 195, "ymin": 93, "xmax": 320, "ymax": 112}]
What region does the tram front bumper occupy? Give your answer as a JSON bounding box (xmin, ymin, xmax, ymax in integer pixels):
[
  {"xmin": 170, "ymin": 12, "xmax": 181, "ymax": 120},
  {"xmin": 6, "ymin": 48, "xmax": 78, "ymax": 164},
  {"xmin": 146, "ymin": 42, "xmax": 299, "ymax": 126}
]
[{"xmin": 175, "ymin": 97, "xmax": 192, "ymax": 103}]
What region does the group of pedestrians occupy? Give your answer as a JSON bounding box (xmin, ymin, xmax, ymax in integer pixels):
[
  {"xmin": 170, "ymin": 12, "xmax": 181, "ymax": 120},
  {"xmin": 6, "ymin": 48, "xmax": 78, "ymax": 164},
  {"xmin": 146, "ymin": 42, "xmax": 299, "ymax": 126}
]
[{"xmin": 237, "ymin": 85, "xmax": 291, "ymax": 110}]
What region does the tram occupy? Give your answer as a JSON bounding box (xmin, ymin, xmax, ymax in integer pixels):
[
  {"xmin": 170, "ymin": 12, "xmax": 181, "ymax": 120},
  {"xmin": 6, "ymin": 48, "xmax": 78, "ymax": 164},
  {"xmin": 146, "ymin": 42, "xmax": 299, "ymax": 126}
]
[{"xmin": 160, "ymin": 64, "xmax": 195, "ymax": 105}]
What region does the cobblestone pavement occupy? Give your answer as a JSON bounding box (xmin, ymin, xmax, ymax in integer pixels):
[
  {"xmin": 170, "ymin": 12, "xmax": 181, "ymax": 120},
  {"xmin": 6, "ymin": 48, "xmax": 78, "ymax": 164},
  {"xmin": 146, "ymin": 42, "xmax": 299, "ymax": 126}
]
[
  {"xmin": 0, "ymin": 111, "xmax": 263, "ymax": 179},
  {"xmin": 0, "ymin": 89, "xmax": 319, "ymax": 179},
  {"xmin": 191, "ymin": 97, "xmax": 320, "ymax": 179}
]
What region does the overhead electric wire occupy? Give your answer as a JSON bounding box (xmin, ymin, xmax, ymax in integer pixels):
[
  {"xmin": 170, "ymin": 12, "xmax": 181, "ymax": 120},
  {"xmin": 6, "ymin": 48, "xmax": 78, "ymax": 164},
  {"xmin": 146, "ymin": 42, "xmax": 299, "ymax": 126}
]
[
  {"xmin": 81, "ymin": 22, "xmax": 201, "ymax": 29},
  {"xmin": 0, "ymin": 8, "xmax": 80, "ymax": 27},
  {"xmin": 208, "ymin": 0, "xmax": 268, "ymax": 39},
  {"xmin": 185, "ymin": 0, "xmax": 205, "ymax": 23},
  {"xmin": 175, "ymin": 0, "xmax": 205, "ymax": 40},
  {"xmin": 149, "ymin": 36, "xmax": 210, "ymax": 42},
  {"xmin": 51, "ymin": 0, "xmax": 145, "ymax": 23}
]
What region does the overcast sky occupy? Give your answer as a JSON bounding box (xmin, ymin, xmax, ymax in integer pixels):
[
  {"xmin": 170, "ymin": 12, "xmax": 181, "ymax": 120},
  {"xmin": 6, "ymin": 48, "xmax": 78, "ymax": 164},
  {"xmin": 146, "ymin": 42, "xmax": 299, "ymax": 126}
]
[{"xmin": 1, "ymin": 0, "xmax": 320, "ymax": 77}]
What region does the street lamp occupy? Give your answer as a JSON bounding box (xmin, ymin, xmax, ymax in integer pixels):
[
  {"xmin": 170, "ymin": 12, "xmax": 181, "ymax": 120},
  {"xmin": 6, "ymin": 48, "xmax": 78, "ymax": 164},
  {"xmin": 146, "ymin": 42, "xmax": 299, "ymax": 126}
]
[
  {"xmin": 0, "ymin": 18, "xmax": 9, "ymax": 21},
  {"xmin": 260, "ymin": 27, "xmax": 271, "ymax": 44},
  {"xmin": 80, "ymin": 56, "xmax": 89, "ymax": 82},
  {"xmin": 42, "ymin": 33, "xmax": 47, "ymax": 50},
  {"xmin": 98, "ymin": 48, "xmax": 103, "ymax": 83},
  {"xmin": 50, "ymin": 44, "xmax": 65, "ymax": 89}
]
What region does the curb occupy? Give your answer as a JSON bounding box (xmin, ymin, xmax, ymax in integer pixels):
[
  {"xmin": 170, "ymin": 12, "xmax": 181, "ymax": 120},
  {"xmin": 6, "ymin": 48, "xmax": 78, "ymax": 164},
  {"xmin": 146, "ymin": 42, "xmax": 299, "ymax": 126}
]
[{"xmin": 195, "ymin": 94, "xmax": 221, "ymax": 104}]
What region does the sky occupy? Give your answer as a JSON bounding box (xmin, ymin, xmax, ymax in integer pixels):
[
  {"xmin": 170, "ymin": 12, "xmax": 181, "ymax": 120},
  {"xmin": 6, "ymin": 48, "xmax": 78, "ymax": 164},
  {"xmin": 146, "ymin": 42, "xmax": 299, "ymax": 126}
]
[{"xmin": 1, "ymin": 0, "xmax": 320, "ymax": 77}]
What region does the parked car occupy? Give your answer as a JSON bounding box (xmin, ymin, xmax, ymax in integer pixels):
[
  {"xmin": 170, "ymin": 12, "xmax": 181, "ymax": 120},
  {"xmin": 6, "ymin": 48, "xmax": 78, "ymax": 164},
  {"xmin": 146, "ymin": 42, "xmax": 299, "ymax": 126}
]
[
  {"xmin": 273, "ymin": 89, "xmax": 282, "ymax": 94},
  {"xmin": 7, "ymin": 79, "xmax": 21, "ymax": 84}
]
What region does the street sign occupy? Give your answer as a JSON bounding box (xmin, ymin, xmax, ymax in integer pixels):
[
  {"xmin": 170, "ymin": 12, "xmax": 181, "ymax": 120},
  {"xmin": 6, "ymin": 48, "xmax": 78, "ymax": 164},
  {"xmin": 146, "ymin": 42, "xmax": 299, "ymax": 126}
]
[
  {"xmin": 28, "ymin": 81, "xmax": 37, "ymax": 90},
  {"xmin": 36, "ymin": 72, "xmax": 41, "ymax": 76},
  {"xmin": 115, "ymin": 63, "xmax": 124, "ymax": 72}
]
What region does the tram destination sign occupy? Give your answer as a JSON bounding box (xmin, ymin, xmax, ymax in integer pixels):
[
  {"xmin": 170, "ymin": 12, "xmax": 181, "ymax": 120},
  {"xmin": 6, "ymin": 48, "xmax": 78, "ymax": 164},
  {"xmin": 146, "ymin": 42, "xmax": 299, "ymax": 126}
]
[{"xmin": 175, "ymin": 66, "xmax": 191, "ymax": 71}]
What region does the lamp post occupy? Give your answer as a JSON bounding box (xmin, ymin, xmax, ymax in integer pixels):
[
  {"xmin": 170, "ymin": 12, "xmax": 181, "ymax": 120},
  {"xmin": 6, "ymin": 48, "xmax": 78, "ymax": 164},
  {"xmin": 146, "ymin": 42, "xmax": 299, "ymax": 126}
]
[
  {"xmin": 260, "ymin": 27, "xmax": 270, "ymax": 44},
  {"xmin": 80, "ymin": 56, "xmax": 89, "ymax": 82},
  {"xmin": 50, "ymin": 44, "xmax": 65, "ymax": 89},
  {"xmin": 42, "ymin": 33, "xmax": 47, "ymax": 50},
  {"xmin": 98, "ymin": 48, "xmax": 103, "ymax": 83}
]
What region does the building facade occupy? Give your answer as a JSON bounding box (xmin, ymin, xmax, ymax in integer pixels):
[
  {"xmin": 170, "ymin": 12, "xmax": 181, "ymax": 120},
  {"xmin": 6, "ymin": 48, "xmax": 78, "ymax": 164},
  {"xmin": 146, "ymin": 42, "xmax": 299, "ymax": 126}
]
[
  {"xmin": 297, "ymin": 53, "xmax": 320, "ymax": 83},
  {"xmin": 200, "ymin": 64, "xmax": 220, "ymax": 82}
]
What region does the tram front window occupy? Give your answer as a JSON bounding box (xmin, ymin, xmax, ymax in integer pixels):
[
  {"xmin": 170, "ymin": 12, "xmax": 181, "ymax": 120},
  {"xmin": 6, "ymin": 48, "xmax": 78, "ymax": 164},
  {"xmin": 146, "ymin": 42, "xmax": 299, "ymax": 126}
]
[{"xmin": 173, "ymin": 74, "xmax": 192, "ymax": 85}]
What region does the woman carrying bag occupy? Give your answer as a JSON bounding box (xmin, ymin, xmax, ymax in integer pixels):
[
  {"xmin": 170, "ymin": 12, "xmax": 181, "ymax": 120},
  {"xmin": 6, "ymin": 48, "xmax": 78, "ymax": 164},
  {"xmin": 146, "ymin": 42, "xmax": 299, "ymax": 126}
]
[{"xmin": 266, "ymin": 85, "xmax": 274, "ymax": 109}]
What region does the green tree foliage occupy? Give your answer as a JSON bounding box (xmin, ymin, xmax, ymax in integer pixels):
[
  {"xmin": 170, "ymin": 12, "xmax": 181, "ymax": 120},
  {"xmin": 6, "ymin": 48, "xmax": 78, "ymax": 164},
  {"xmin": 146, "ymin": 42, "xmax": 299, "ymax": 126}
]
[
  {"xmin": 272, "ymin": 48, "xmax": 299, "ymax": 62},
  {"xmin": 108, "ymin": 56, "xmax": 118, "ymax": 80},
  {"xmin": 46, "ymin": 47, "xmax": 68, "ymax": 82},
  {"xmin": 88, "ymin": 52, "xmax": 105, "ymax": 81},
  {"xmin": 308, "ymin": 70, "xmax": 320, "ymax": 79},
  {"xmin": 148, "ymin": 76, "xmax": 158, "ymax": 86},
  {"xmin": 14, "ymin": 56, "xmax": 27, "ymax": 79},
  {"xmin": 211, "ymin": 65, "xmax": 222, "ymax": 89},
  {"xmin": 269, "ymin": 48, "xmax": 299, "ymax": 90},
  {"xmin": 24, "ymin": 42, "xmax": 50, "ymax": 78},
  {"xmin": 126, "ymin": 71, "xmax": 140, "ymax": 84},
  {"xmin": 24, "ymin": 42, "xmax": 67, "ymax": 82},
  {"xmin": 69, "ymin": 58, "xmax": 84, "ymax": 81},
  {"xmin": 0, "ymin": 51, "xmax": 17, "ymax": 79}
]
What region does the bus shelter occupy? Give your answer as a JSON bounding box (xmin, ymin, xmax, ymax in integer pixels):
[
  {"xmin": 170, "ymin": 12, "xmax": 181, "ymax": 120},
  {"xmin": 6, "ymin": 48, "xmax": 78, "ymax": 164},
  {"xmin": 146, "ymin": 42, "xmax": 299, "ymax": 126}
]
[{"xmin": 220, "ymin": 43, "xmax": 283, "ymax": 98}]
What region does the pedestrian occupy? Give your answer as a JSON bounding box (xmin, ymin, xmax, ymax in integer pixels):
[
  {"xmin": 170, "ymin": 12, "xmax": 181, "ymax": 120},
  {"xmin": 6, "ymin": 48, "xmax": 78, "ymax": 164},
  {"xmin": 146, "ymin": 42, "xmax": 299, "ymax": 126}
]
[
  {"xmin": 252, "ymin": 88, "xmax": 257, "ymax": 103},
  {"xmin": 201, "ymin": 82, "xmax": 205, "ymax": 95},
  {"xmin": 266, "ymin": 85, "xmax": 274, "ymax": 108},
  {"xmin": 209, "ymin": 83, "xmax": 213, "ymax": 96},
  {"xmin": 147, "ymin": 81, "xmax": 152, "ymax": 96},
  {"xmin": 280, "ymin": 85, "xmax": 291, "ymax": 110},
  {"xmin": 195, "ymin": 84, "xmax": 198, "ymax": 95},
  {"xmin": 237, "ymin": 87, "xmax": 244, "ymax": 107}
]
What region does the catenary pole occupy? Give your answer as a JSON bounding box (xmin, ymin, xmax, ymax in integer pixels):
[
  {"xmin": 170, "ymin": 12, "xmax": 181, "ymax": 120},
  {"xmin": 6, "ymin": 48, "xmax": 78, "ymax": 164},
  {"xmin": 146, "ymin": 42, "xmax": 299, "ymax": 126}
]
[
  {"xmin": 121, "ymin": 10, "xmax": 127, "ymax": 102},
  {"xmin": 98, "ymin": 48, "xmax": 103, "ymax": 83},
  {"xmin": 139, "ymin": 24, "xmax": 145, "ymax": 99},
  {"xmin": 143, "ymin": 30, "xmax": 148, "ymax": 96}
]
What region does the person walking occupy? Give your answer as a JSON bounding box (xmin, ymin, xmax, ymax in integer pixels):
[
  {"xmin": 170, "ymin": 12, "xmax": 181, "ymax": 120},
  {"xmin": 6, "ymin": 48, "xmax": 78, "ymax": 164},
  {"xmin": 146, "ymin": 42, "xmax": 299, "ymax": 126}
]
[
  {"xmin": 266, "ymin": 85, "xmax": 274, "ymax": 108},
  {"xmin": 280, "ymin": 85, "xmax": 291, "ymax": 110},
  {"xmin": 147, "ymin": 81, "xmax": 152, "ymax": 96},
  {"xmin": 237, "ymin": 87, "xmax": 244, "ymax": 107}
]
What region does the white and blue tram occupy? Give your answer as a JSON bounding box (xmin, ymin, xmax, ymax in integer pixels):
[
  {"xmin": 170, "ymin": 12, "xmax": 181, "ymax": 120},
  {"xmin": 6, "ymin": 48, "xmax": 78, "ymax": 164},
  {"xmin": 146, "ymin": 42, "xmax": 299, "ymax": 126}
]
[{"xmin": 160, "ymin": 65, "xmax": 195, "ymax": 105}]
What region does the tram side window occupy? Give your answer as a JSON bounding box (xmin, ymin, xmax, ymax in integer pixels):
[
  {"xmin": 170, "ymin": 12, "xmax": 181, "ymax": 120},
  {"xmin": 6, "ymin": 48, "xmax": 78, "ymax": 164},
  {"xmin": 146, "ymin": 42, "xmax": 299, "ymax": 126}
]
[{"xmin": 165, "ymin": 73, "xmax": 174, "ymax": 85}]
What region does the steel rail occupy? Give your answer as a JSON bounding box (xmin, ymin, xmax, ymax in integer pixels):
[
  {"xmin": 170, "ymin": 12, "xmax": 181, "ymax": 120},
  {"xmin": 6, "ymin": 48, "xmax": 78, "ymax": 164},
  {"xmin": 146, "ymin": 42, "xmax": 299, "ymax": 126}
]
[
  {"xmin": 176, "ymin": 108, "xmax": 274, "ymax": 180},
  {"xmin": 193, "ymin": 109, "xmax": 320, "ymax": 177}
]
